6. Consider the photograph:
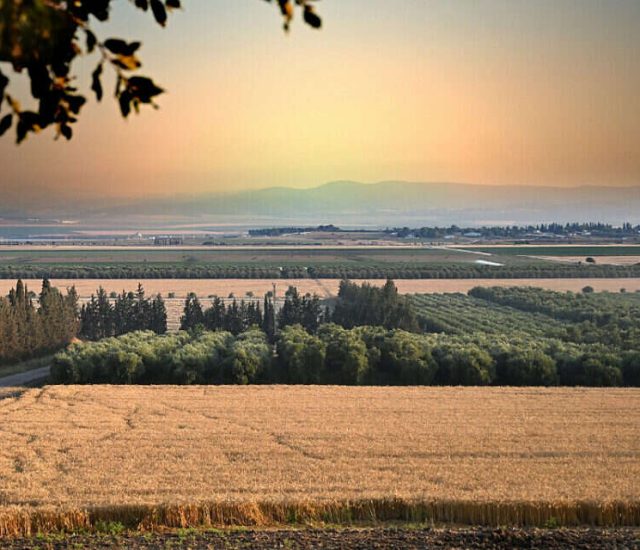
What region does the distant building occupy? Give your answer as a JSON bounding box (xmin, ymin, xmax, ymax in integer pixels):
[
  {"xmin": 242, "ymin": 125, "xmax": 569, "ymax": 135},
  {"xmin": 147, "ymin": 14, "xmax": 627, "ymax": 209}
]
[{"xmin": 154, "ymin": 236, "xmax": 184, "ymax": 246}]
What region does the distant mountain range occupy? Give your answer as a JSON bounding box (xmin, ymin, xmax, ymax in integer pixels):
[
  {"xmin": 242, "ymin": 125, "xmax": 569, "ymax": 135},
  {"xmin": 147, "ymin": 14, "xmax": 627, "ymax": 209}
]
[{"xmin": 3, "ymin": 181, "xmax": 640, "ymax": 227}]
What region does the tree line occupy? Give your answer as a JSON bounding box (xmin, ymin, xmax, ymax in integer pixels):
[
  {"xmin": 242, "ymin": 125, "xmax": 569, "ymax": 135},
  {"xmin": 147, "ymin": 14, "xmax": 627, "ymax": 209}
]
[
  {"xmin": 51, "ymin": 329, "xmax": 271, "ymax": 385},
  {"xmin": 180, "ymin": 286, "xmax": 327, "ymax": 339},
  {"xmin": 0, "ymin": 280, "xmax": 78, "ymax": 365},
  {"xmin": 51, "ymin": 280, "xmax": 640, "ymax": 387},
  {"xmin": 50, "ymin": 324, "xmax": 640, "ymax": 387},
  {"xmin": 389, "ymin": 222, "xmax": 640, "ymax": 239},
  {"xmin": 248, "ymin": 224, "xmax": 339, "ymax": 237},
  {"xmin": 79, "ymin": 284, "xmax": 167, "ymax": 340},
  {"xmin": 467, "ymin": 286, "xmax": 640, "ymax": 349},
  {"xmin": 1, "ymin": 279, "xmax": 168, "ymax": 365},
  {"xmin": 180, "ymin": 280, "xmax": 414, "ymax": 338},
  {"xmin": 2, "ymin": 263, "xmax": 640, "ymax": 280}
]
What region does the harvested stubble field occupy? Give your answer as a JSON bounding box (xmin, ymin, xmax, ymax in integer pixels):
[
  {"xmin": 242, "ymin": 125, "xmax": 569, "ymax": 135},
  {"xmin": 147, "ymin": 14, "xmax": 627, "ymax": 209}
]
[
  {"xmin": 2, "ymin": 277, "xmax": 640, "ymax": 299},
  {"xmin": 0, "ymin": 386, "xmax": 639, "ymax": 537}
]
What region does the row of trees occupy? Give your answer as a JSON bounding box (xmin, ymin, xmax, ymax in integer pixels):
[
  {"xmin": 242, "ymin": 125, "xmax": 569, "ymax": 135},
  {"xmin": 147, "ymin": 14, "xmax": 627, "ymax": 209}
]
[
  {"xmin": 79, "ymin": 285, "xmax": 167, "ymax": 340},
  {"xmin": 181, "ymin": 295, "xmax": 268, "ymax": 335},
  {"xmin": 248, "ymin": 224, "xmax": 339, "ymax": 236},
  {"xmin": 180, "ymin": 287, "xmax": 327, "ymax": 338},
  {"xmin": 180, "ymin": 280, "xmax": 417, "ymax": 340},
  {"xmin": 389, "ymin": 222, "xmax": 640, "ymax": 239},
  {"xmin": 2, "ymin": 263, "xmax": 640, "ymax": 280},
  {"xmin": 0, "ymin": 280, "xmax": 79, "ymax": 364},
  {"xmin": 333, "ymin": 279, "xmax": 418, "ymax": 331},
  {"xmin": 467, "ymin": 287, "xmax": 640, "ymax": 349},
  {"xmin": 50, "ymin": 325, "xmax": 640, "ymax": 387},
  {"xmin": 51, "ymin": 329, "xmax": 271, "ymax": 385},
  {"xmin": 277, "ymin": 325, "xmax": 639, "ymax": 387}
]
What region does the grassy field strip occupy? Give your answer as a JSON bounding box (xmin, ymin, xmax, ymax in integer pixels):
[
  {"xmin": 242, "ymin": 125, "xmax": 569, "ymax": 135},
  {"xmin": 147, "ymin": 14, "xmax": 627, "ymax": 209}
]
[{"xmin": 0, "ymin": 386, "xmax": 638, "ymax": 535}]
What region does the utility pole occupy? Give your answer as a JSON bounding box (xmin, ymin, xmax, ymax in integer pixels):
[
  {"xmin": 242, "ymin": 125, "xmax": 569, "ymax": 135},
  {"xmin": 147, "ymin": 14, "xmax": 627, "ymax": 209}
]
[{"xmin": 272, "ymin": 283, "xmax": 277, "ymax": 332}]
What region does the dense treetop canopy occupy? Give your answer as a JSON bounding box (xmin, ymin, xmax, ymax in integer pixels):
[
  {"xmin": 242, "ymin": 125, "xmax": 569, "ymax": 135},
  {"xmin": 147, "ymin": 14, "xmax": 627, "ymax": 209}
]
[{"xmin": 0, "ymin": 0, "xmax": 321, "ymax": 143}]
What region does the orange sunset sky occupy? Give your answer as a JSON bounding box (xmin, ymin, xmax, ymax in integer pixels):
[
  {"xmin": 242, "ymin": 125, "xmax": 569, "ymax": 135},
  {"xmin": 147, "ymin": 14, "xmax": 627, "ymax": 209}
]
[{"xmin": 1, "ymin": 0, "xmax": 639, "ymax": 201}]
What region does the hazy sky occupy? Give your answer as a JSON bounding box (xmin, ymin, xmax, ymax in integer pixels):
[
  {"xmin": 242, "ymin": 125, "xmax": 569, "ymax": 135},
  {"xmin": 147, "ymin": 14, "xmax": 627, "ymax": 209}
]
[{"xmin": 1, "ymin": 0, "xmax": 639, "ymax": 200}]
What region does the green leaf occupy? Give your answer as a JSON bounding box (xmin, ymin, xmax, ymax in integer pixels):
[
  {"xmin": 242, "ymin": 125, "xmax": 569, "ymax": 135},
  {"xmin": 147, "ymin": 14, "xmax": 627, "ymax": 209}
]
[
  {"xmin": 303, "ymin": 6, "xmax": 322, "ymax": 29},
  {"xmin": 60, "ymin": 124, "xmax": 72, "ymax": 140},
  {"xmin": 0, "ymin": 114, "xmax": 12, "ymax": 137},
  {"xmin": 16, "ymin": 111, "xmax": 41, "ymax": 144},
  {"xmin": 85, "ymin": 29, "xmax": 97, "ymax": 53},
  {"xmin": 104, "ymin": 39, "xmax": 141, "ymax": 56},
  {"xmin": 150, "ymin": 0, "xmax": 168, "ymax": 26},
  {"xmin": 27, "ymin": 63, "xmax": 51, "ymax": 99},
  {"xmin": 119, "ymin": 91, "xmax": 132, "ymax": 118},
  {"xmin": 65, "ymin": 94, "xmax": 87, "ymax": 115},
  {"xmin": 91, "ymin": 63, "xmax": 103, "ymax": 102},
  {"xmin": 0, "ymin": 69, "xmax": 8, "ymax": 111},
  {"xmin": 127, "ymin": 76, "xmax": 164, "ymax": 103}
]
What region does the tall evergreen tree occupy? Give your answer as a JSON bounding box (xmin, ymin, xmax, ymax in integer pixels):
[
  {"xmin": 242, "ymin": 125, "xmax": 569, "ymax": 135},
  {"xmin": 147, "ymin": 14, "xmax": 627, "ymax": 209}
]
[
  {"xmin": 263, "ymin": 294, "xmax": 276, "ymax": 342},
  {"xmin": 181, "ymin": 293, "xmax": 205, "ymax": 331}
]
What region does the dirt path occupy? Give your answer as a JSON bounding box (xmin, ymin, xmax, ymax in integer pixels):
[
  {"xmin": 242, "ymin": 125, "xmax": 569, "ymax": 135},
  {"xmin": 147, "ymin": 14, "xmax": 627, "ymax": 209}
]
[{"xmin": 0, "ymin": 366, "xmax": 50, "ymax": 388}]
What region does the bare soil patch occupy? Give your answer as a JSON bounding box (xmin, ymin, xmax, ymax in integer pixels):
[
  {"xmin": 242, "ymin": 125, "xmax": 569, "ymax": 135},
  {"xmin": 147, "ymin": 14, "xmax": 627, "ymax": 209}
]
[{"xmin": 5, "ymin": 527, "xmax": 640, "ymax": 549}]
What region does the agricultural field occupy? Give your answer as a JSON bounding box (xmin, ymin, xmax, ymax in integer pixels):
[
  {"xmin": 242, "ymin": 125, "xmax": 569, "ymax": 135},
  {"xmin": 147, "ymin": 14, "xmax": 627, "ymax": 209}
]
[
  {"xmin": 3, "ymin": 244, "xmax": 640, "ymax": 279},
  {"xmin": 461, "ymin": 245, "xmax": 640, "ymax": 256},
  {"xmin": 0, "ymin": 386, "xmax": 638, "ymax": 537},
  {"xmin": 2, "ymin": 277, "xmax": 640, "ymax": 299},
  {"xmin": 407, "ymin": 288, "xmax": 640, "ymax": 387},
  {"xmin": 0, "ymin": 246, "xmax": 502, "ymax": 266},
  {"xmin": 535, "ymin": 255, "xmax": 640, "ymax": 266}
]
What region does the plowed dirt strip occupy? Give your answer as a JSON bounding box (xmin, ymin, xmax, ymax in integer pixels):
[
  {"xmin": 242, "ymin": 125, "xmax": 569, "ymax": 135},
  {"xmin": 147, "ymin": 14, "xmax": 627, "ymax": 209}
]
[
  {"xmin": 5, "ymin": 527, "xmax": 640, "ymax": 550},
  {"xmin": 0, "ymin": 386, "xmax": 638, "ymax": 534}
]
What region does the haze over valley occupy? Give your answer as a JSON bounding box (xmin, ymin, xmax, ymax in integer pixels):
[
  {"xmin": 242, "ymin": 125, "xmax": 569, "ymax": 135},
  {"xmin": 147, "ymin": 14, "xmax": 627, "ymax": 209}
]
[{"xmin": 2, "ymin": 181, "xmax": 639, "ymax": 232}]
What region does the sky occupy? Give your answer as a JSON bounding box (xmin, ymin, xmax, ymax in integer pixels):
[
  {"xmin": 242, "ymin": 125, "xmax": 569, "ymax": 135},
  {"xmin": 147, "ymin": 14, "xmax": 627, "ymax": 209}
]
[{"xmin": 1, "ymin": 0, "xmax": 639, "ymax": 201}]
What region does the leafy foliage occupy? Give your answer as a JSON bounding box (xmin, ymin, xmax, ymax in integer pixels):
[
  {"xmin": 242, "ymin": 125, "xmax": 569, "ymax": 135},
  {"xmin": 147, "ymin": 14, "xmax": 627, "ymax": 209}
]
[
  {"xmin": 3, "ymin": 261, "xmax": 640, "ymax": 280},
  {"xmin": 412, "ymin": 287, "xmax": 640, "ymax": 386},
  {"xmin": 0, "ymin": 279, "xmax": 79, "ymax": 364},
  {"xmin": 333, "ymin": 279, "xmax": 419, "ymax": 331},
  {"xmin": 55, "ymin": 319, "xmax": 639, "ymax": 387},
  {"xmin": 51, "ymin": 328, "xmax": 271, "ymax": 384},
  {"xmin": 0, "ymin": 0, "xmax": 321, "ymax": 142},
  {"xmin": 80, "ymin": 283, "xmax": 167, "ymax": 340}
]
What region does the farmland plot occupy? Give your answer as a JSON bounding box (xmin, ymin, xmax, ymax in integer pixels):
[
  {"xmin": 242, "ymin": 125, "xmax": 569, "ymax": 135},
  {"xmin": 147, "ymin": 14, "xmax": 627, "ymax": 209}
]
[
  {"xmin": 0, "ymin": 386, "xmax": 638, "ymax": 535},
  {"xmin": 2, "ymin": 278, "xmax": 640, "ymax": 300}
]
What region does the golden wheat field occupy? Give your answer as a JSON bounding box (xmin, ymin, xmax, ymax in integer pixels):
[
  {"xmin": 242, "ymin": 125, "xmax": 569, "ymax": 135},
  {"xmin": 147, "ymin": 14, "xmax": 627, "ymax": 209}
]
[{"xmin": 0, "ymin": 386, "xmax": 639, "ymax": 535}]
